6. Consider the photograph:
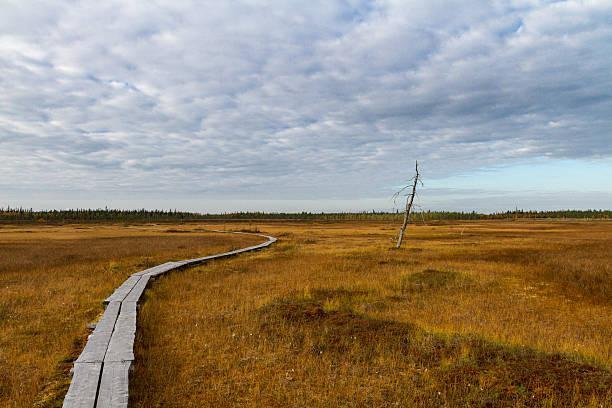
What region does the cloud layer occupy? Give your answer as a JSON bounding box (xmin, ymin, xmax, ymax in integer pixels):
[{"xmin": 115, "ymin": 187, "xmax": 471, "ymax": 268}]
[{"xmin": 1, "ymin": 0, "xmax": 611, "ymax": 207}]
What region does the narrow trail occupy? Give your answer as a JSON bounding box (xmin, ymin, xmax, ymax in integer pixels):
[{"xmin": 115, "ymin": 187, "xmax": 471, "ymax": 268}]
[{"xmin": 63, "ymin": 231, "xmax": 277, "ymax": 408}]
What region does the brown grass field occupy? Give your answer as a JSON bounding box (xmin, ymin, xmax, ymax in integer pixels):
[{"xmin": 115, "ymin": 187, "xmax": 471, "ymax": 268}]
[
  {"xmin": 0, "ymin": 224, "xmax": 260, "ymax": 407},
  {"xmin": 1, "ymin": 220, "xmax": 611, "ymax": 407}
]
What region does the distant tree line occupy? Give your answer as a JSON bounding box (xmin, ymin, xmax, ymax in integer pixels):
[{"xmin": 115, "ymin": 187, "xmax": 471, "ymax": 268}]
[
  {"xmin": 0, "ymin": 207, "xmax": 199, "ymax": 223},
  {"xmin": 0, "ymin": 206, "xmax": 610, "ymax": 223}
]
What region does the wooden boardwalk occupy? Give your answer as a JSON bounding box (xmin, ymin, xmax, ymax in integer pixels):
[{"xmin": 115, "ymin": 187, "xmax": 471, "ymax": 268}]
[{"xmin": 63, "ymin": 232, "xmax": 276, "ymax": 408}]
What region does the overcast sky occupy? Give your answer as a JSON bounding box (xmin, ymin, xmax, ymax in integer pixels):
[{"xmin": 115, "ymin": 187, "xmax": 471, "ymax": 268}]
[{"xmin": 1, "ymin": 0, "xmax": 611, "ymax": 212}]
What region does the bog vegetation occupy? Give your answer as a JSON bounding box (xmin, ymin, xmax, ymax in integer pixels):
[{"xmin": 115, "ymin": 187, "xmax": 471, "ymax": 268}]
[
  {"xmin": 129, "ymin": 221, "xmax": 611, "ymax": 407},
  {"xmin": 0, "ymin": 219, "xmax": 610, "ymax": 407},
  {"xmin": 0, "ymin": 225, "xmax": 260, "ymax": 407}
]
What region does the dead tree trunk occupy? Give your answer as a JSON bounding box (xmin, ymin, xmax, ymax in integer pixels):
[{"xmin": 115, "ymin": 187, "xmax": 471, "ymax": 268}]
[{"xmin": 396, "ymin": 161, "xmax": 420, "ymax": 249}]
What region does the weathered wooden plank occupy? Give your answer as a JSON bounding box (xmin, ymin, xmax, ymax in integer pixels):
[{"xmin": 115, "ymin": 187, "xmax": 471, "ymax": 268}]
[
  {"xmin": 94, "ymin": 302, "xmax": 122, "ymax": 333},
  {"xmin": 104, "ymin": 276, "xmax": 141, "ymax": 304},
  {"xmin": 145, "ymin": 261, "xmax": 183, "ymax": 277},
  {"xmin": 181, "ymin": 234, "xmax": 276, "ymax": 265},
  {"xmin": 123, "ymin": 275, "xmax": 150, "ymax": 303},
  {"xmin": 75, "ymin": 302, "xmax": 121, "ymax": 363},
  {"xmin": 132, "ymin": 261, "xmax": 181, "ymax": 277},
  {"xmin": 62, "ymin": 362, "xmax": 102, "ymax": 408},
  {"xmin": 97, "ymin": 361, "xmax": 131, "ymax": 408},
  {"xmin": 181, "ymin": 254, "xmax": 218, "ymax": 264},
  {"xmin": 76, "ymin": 332, "xmax": 114, "ymax": 364},
  {"xmin": 188, "ymin": 247, "xmax": 253, "ymax": 263},
  {"xmin": 104, "ymin": 302, "xmax": 137, "ymax": 362}
]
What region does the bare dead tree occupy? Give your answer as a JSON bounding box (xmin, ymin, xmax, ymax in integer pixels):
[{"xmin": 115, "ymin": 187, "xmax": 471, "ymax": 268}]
[{"xmin": 393, "ymin": 160, "xmax": 421, "ymax": 249}]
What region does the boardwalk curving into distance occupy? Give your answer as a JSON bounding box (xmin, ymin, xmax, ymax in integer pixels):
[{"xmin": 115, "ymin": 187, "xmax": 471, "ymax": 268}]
[{"xmin": 63, "ymin": 231, "xmax": 277, "ymax": 408}]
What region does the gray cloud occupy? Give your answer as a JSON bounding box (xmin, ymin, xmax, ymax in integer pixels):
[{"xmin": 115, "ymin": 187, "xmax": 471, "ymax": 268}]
[{"xmin": 0, "ymin": 0, "xmax": 611, "ymax": 208}]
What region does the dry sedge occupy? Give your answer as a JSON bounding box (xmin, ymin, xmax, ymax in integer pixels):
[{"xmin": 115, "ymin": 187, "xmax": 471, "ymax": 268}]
[
  {"xmin": 128, "ymin": 221, "xmax": 610, "ymax": 407},
  {"xmin": 0, "ymin": 224, "xmax": 260, "ymax": 407},
  {"xmin": 0, "ymin": 221, "xmax": 611, "ymax": 407}
]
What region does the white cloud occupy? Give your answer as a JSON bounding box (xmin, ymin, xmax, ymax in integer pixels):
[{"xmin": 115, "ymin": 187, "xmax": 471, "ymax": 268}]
[{"xmin": 0, "ymin": 0, "xmax": 610, "ymax": 207}]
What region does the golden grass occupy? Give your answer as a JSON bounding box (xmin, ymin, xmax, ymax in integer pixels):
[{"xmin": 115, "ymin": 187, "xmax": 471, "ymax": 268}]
[
  {"xmin": 0, "ymin": 224, "xmax": 261, "ymax": 408},
  {"xmin": 128, "ymin": 221, "xmax": 611, "ymax": 407}
]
